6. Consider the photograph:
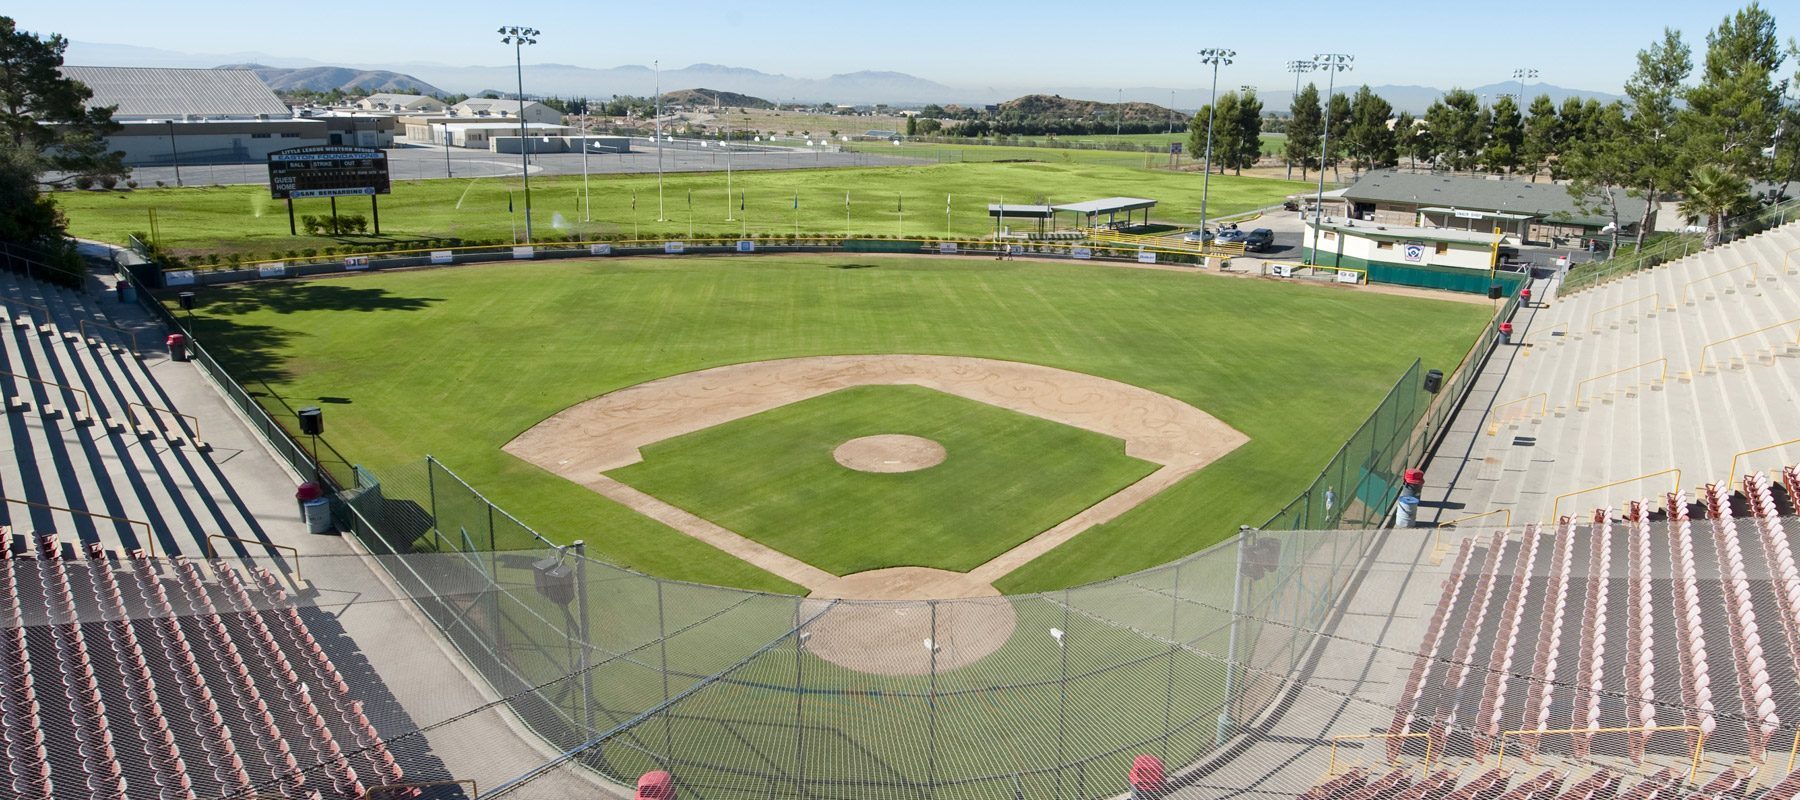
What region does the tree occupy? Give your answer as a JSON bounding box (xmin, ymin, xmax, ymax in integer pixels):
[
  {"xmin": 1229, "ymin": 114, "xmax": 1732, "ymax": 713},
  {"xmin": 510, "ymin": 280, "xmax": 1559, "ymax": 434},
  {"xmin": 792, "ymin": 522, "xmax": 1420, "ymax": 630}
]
[
  {"xmin": 1393, "ymin": 111, "xmax": 1421, "ymax": 169},
  {"xmin": 1229, "ymin": 89, "xmax": 1264, "ymax": 174},
  {"xmin": 1562, "ymin": 101, "xmax": 1633, "ymax": 255},
  {"xmin": 1344, "ymin": 86, "xmax": 1396, "ymax": 173},
  {"xmin": 905, "ymin": 115, "xmax": 917, "ymax": 137},
  {"xmin": 1622, "ymin": 28, "xmax": 1692, "ymax": 248},
  {"xmin": 1519, "ymin": 94, "xmax": 1560, "ymax": 181},
  {"xmin": 1483, "ymin": 95, "xmax": 1523, "ymax": 174},
  {"xmin": 0, "ymin": 16, "xmax": 125, "ymax": 245},
  {"xmin": 1681, "ymin": 2, "xmax": 1786, "ymax": 181},
  {"xmin": 1424, "ymin": 89, "xmax": 1486, "ymax": 171},
  {"xmin": 1679, "ymin": 163, "xmax": 1755, "ymax": 246},
  {"xmin": 1325, "ymin": 91, "xmax": 1351, "ymax": 181},
  {"xmin": 1285, "ymin": 83, "xmax": 1322, "ymax": 180},
  {"xmin": 1188, "ymin": 91, "xmax": 1241, "ymax": 174}
]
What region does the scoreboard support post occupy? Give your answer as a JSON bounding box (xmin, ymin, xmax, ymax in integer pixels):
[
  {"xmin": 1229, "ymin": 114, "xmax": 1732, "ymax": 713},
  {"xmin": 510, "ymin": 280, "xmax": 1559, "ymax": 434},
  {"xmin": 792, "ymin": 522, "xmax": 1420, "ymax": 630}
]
[
  {"xmin": 372, "ymin": 195, "xmax": 381, "ymax": 235},
  {"xmin": 287, "ymin": 198, "xmax": 296, "ymax": 236},
  {"xmin": 330, "ymin": 197, "xmax": 339, "ymax": 235}
]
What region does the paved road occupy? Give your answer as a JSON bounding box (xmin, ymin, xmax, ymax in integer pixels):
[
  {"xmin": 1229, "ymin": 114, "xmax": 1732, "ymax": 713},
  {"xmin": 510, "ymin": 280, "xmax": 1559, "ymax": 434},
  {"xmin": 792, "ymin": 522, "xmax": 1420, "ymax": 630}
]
[{"xmin": 115, "ymin": 139, "xmax": 928, "ymax": 188}]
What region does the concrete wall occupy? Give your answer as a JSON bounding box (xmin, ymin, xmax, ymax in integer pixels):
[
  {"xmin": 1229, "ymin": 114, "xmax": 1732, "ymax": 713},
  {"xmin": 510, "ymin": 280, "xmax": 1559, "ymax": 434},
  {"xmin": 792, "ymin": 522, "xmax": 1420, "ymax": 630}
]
[
  {"xmin": 491, "ymin": 135, "xmax": 630, "ymax": 154},
  {"xmin": 1304, "ymin": 222, "xmax": 1496, "ymax": 272},
  {"xmin": 109, "ymin": 123, "xmax": 328, "ymax": 166}
]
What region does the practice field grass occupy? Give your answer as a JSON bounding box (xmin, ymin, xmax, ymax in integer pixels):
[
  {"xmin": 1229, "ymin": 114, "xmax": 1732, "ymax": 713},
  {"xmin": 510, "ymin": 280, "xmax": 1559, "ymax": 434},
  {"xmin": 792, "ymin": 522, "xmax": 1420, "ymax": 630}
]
[
  {"xmin": 182, "ymin": 254, "xmax": 1489, "ymax": 594},
  {"xmin": 608, "ymin": 385, "xmax": 1158, "ymax": 575},
  {"xmin": 57, "ymin": 162, "xmax": 1308, "ymax": 259}
]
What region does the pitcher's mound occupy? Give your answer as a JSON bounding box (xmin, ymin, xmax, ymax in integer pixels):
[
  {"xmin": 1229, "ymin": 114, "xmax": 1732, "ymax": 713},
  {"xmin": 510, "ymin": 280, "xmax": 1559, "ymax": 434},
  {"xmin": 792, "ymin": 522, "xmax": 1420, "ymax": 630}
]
[
  {"xmin": 801, "ymin": 567, "xmax": 1015, "ymax": 675},
  {"xmin": 833, "ymin": 434, "xmax": 946, "ymax": 473}
]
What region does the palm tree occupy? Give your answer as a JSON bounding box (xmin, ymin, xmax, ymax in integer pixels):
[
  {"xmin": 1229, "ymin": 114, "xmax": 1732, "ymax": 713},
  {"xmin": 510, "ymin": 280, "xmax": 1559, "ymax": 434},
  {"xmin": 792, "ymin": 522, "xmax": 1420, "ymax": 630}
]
[{"xmin": 1678, "ymin": 165, "xmax": 1752, "ymax": 248}]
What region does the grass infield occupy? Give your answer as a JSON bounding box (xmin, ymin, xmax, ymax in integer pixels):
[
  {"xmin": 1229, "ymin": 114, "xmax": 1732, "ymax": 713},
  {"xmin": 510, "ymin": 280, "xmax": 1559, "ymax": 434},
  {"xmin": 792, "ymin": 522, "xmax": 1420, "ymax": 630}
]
[
  {"xmin": 608, "ymin": 385, "xmax": 1158, "ymax": 575},
  {"xmin": 182, "ymin": 254, "xmax": 1488, "ymax": 594}
]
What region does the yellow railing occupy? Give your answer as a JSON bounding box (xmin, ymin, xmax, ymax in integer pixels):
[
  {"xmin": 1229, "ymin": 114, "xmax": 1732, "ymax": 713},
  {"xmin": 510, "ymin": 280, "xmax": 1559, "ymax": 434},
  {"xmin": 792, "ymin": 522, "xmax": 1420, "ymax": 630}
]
[
  {"xmin": 1573, "ymin": 357, "xmax": 1667, "ymax": 408},
  {"xmin": 1431, "ymin": 509, "xmax": 1513, "ymax": 564},
  {"xmin": 1088, "ymin": 230, "xmax": 1247, "ymax": 258},
  {"xmin": 1495, "ymin": 725, "xmax": 1704, "ymax": 779},
  {"xmin": 0, "ymin": 497, "xmax": 158, "ymax": 558},
  {"xmin": 1326, "ymin": 731, "xmax": 1434, "ymax": 778},
  {"xmin": 369, "ymin": 780, "xmax": 477, "ymax": 799},
  {"xmin": 1588, "ymin": 292, "xmax": 1660, "ymax": 332},
  {"xmin": 1723, "ymin": 438, "xmax": 1800, "ymax": 488},
  {"xmin": 78, "ymin": 319, "xmax": 140, "ymax": 355},
  {"xmin": 2, "ymin": 370, "xmax": 91, "ymax": 422},
  {"xmin": 128, "ymin": 402, "xmax": 201, "ymax": 443},
  {"xmin": 1548, "ymin": 468, "xmax": 1681, "ymax": 522},
  {"xmin": 1783, "ymin": 244, "xmax": 1800, "ymax": 276},
  {"xmin": 0, "ymin": 297, "xmax": 51, "ymax": 322},
  {"xmin": 205, "ymin": 535, "xmax": 302, "ymax": 582},
  {"xmin": 1679, "ymin": 262, "xmax": 1761, "ymax": 305},
  {"xmin": 1487, "ymin": 393, "xmax": 1547, "ymax": 434},
  {"xmin": 1696, "ymin": 317, "xmax": 1800, "ymax": 374},
  {"xmin": 1532, "ymin": 321, "xmax": 1569, "ymax": 344}
]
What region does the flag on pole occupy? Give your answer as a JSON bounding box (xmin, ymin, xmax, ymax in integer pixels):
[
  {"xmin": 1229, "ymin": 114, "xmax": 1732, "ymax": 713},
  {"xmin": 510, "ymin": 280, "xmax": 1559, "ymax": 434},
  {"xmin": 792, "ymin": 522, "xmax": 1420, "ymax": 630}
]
[
  {"xmin": 946, "ymin": 194, "xmax": 951, "ymax": 213},
  {"xmin": 845, "ymin": 192, "xmax": 851, "ymax": 210},
  {"xmin": 508, "ymin": 192, "xmax": 514, "ymax": 213},
  {"xmin": 896, "ymin": 194, "xmax": 903, "ymax": 212},
  {"xmin": 631, "ymin": 192, "xmax": 636, "ymax": 211},
  {"xmin": 739, "ymin": 191, "xmax": 745, "ymax": 211},
  {"xmin": 793, "ymin": 194, "xmax": 799, "ymax": 210},
  {"xmin": 687, "ymin": 188, "xmax": 692, "ymax": 208}
]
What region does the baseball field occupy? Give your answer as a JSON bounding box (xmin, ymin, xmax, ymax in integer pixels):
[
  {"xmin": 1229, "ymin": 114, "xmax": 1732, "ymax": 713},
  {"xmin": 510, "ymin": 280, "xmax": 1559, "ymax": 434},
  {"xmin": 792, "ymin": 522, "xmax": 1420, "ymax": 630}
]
[{"xmin": 179, "ymin": 252, "xmax": 1490, "ymax": 596}]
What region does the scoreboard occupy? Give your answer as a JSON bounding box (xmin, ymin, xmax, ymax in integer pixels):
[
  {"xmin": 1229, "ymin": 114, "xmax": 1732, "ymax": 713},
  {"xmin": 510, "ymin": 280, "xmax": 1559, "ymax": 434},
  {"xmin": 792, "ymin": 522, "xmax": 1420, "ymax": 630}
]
[{"xmin": 268, "ymin": 146, "xmax": 390, "ymax": 199}]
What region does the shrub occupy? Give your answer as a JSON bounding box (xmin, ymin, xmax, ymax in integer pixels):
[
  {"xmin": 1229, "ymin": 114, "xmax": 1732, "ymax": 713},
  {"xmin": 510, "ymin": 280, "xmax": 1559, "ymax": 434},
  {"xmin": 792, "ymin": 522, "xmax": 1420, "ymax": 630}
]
[
  {"xmin": 73, "ymin": 175, "xmax": 94, "ymax": 190},
  {"xmin": 125, "ymin": 180, "xmax": 138, "ymax": 189}
]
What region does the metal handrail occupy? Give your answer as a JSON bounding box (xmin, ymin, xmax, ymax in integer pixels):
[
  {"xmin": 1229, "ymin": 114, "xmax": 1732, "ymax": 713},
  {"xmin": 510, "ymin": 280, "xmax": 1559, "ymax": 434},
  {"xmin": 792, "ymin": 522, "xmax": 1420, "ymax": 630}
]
[
  {"xmin": 78, "ymin": 319, "xmax": 140, "ymax": 355},
  {"xmin": 1587, "ymin": 292, "xmax": 1660, "ymax": 332},
  {"xmin": 1679, "ymin": 262, "xmax": 1761, "ymax": 305},
  {"xmin": 368, "ymin": 780, "xmax": 477, "ymax": 799},
  {"xmin": 2, "ymin": 370, "xmax": 91, "ymax": 421},
  {"xmin": 1696, "ymin": 317, "xmax": 1800, "ymax": 373},
  {"xmin": 1437, "ymin": 509, "xmax": 1512, "ymax": 529},
  {"xmin": 1560, "ymin": 194, "xmax": 1800, "ymax": 295},
  {"xmin": 1495, "ymin": 725, "xmax": 1704, "ymax": 779},
  {"xmin": 1573, "ymin": 358, "xmax": 1667, "ymax": 408},
  {"xmin": 205, "ymin": 535, "xmax": 301, "ymax": 582},
  {"xmin": 1326, "ymin": 731, "xmax": 1433, "ymax": 778},
  {"xmin": 1724, "ymin": 439, "xmax": 1800, "ymax": 488},
  {"xmin": 0, "ymin": 296, "xmax": 51, "ymax": 321},
  {"xmin": 1488, "ymin": 393, "xmax": 1547, "ymax": 434},
  {"xmin": 0, "ymin": 497, "xmax": 157, "ymax": 558},
  {"xmin": 1549, "ymin": 468, "xmax": 1682, "ymax": 522}
]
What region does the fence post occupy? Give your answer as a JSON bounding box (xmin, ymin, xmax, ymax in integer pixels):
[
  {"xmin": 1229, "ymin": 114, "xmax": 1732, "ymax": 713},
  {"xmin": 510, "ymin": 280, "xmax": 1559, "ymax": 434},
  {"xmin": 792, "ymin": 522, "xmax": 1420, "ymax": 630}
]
[
  {"xmin": 425, "ymin": 455, "xmax": 439, "ymax": 541},
  {"xmin": 1218, "ymin": 527, "xmax": 1249, "ymax": 744},
  {"xmin": 657, "ymin": 579, "xmax": 672, "ymax": 763},
  {"xmin": 573, "ymin": 540, "xmax": 593, "ymax": 737},
  {"xmin": 794, "ymin": 603, "xmax": 806, "ymax": 800},
  {"xmin": 927, "ymin": 600, "xmax": 940, "ymax": 797},
  {"xmin": 1163, "ymin": 562, "xmax": 1180, "ymax": 758}
]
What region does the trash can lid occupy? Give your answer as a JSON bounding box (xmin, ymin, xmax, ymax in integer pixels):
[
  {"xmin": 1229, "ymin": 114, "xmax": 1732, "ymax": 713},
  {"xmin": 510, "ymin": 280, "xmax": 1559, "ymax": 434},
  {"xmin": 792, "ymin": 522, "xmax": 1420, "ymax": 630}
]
[
  {"xmin": 295, "ymin": 482, "xmax": 322, "ymax": 501},
  {"xmin": 1129, "ymin": 755, "xmax": 1167, "ymax": 789},
  {"xmin": 1499, "ymin": 322, "xmax": 1513, "ymax": 333},
  {"xmin": 1404, "ymin": 468, "xmax": 1425, "ymax": 484},
  {"xmin": 636, "ymin": 771, "xmax": 675, "ymax": 800},
  {"xmin": 165, "ymin": 333, "xmax": 187, "ymax": 344}
]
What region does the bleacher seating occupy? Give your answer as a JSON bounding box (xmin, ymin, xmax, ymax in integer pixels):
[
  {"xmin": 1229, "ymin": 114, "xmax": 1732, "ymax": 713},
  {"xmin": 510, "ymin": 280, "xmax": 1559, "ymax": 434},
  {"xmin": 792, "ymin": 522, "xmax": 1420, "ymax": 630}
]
[
  {"xmin": 0, "ymin": 531, "xmax": 402, "ymax": 799},
  {"xmin": 1447, "ymin": 221, "xmax": 1800, "ymax": 522}
]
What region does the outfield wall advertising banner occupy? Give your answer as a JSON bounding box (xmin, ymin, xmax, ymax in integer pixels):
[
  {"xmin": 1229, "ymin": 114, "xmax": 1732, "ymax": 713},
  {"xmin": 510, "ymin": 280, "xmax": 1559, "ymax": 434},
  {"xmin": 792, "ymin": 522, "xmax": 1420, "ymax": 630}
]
[
  {"xmin": 591, "ymin": 244, "xmax": 613, "ymax": 256},
  {"xmin": 939, "ymin": 242, "xmax": 957, "ymax": 254},
  {"xmin": 164, "ymin": 270, "xmax": 195, "ymax": 287},
  {"xmin": 1072, "ymin": 247, "xmax": 1092, "ymax": 260},
  {"xmin": 512, "ymin": 246, "xmax": 535, "ymax": 260},
  {"xmin": 665, "ymin": 242, "xmax": 686, "ymax": 254},
  {"xmin": 1136, "ymin": 251, "xmax": 1157, "ymax": 264},
  {"xmin": 1271, "ymin": 264, "xmax": 1293, "ymax": 278},
  {"xmin": 430, "ymin": 251, "xmax": 454, "ymax": 264},
  {"xmin": 343, "ymin": 256, "xmax": 370, "ymax": 270},
  {"xmin": 1337, "ymin": 270, "xmax": 1361, "ymax": 284},
  {"xmin": 257, "ymin": 263, "xmax": 286, "ymax": 279},
  {"xmin": 736, "ymin": 241, "xmax": 755, "ymax": 253}
]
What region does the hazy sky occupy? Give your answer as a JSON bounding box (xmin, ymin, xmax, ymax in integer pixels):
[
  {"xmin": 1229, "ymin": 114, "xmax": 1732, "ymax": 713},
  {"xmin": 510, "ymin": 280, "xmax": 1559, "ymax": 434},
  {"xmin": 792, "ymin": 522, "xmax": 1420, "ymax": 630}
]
[{"xmin": 11, "ymin": 1, "xmax": 1795, "ymax": 92}]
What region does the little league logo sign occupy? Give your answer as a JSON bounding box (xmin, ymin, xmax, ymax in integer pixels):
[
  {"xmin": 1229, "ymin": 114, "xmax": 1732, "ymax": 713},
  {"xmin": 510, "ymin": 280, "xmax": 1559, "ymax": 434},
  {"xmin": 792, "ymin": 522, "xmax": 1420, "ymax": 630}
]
[{"xmin": 1401, "ymin": 242, "xmax": 1427, "ymax": 263}]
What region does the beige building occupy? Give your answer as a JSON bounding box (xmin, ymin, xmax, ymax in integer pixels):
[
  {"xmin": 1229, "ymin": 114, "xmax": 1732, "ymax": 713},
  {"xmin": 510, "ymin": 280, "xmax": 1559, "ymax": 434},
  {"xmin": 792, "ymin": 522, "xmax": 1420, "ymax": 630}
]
[
  {"xmin": 449, "ymin": 98, "xmax": 564, "ymax": 125},
  {"xmin": 356, "ymin": 93, "xmax": 447, "ymax": 113}
]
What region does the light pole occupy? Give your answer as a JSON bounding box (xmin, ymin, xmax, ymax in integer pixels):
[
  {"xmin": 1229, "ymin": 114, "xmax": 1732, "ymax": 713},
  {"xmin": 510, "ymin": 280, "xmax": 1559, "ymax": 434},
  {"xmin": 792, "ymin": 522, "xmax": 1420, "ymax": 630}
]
[
  {"xmin": 499, "ymin": 26, "xmax": 539, "ymax": 245},
  {"xmin": 1196, "ymin": 48, "xmax": 1234, "ymax": 257},
  {"xmin": 1511, "ymin": 67, "xmax": 1538, "ymax": 104},
  {"xmin": 1308, "ymin": 53, "xmax": 1353, "ymax": 266},
  {"xmin": 1168, "ymin": 89, "xmax": 1175, "ymax": 135},
  {"xmin": 1116, "ymin": 88, "xmax": 1123, "ymax": 137},
  {"xmin": 1284, "ymin": 60, "xmax": 1316, "ymax": 181},
  {"xmin": 165, "ymin": 120, "xmax": 182, "ymax": 187},
  {"xmin": 655, "ymin": 60, "xmax": 665, "ymax": 222},
  {"xmin": 580, "ymin": 105, "xmax": 590, "ymax": 222}
]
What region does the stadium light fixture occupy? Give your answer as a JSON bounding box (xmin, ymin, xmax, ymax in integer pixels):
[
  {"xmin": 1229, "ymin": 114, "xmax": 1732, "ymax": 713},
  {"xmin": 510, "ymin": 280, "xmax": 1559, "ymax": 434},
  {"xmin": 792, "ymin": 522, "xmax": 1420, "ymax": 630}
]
[
  {"xmin": 1196, "ymin": 48, "xmax": 1235, "ymax": 260},
  {"xmin": 499, "ymin": 26, "xmax": 540, "ymax": 245},
  {"xmin": 1512, "ymin": 67, "xmax": 1538, "ymax": 102},
  {"xmin": 1284, "ymin": 61, "xmax": 1317, "ymax": 181},
  {"xmin": 1308, "ymin": 53, "xmax": 1353, "ymax": 267}
]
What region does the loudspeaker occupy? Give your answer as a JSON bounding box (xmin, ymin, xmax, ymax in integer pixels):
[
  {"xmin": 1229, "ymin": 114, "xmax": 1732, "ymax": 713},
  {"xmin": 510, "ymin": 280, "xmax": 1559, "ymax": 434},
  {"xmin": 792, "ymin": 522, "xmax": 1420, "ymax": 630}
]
[
  {"xmin": 1423, "ymin": 369, "xmax": 1444, "ymax": 394},
  {"xmin": 178, "ymin": 292, "xmax": 196, "ymax": 311},
  {"xmin": 297, "ymin": 406, "xmax": 323, "ymax": 436},
  {"xmin": 1487, "ymin": 285, "xmax": 1502, "ymax": 300},
  {"xmin": 533, "ymin": 556, "xmax": 576, "ymax": 606}
]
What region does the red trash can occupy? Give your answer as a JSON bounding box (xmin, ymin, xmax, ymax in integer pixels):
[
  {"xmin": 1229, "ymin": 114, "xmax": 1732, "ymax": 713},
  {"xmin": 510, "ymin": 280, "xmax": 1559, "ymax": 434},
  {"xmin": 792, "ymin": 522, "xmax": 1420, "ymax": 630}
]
[
  {"xmin": 166, "ymin": 333, "xmax": 188, "ymax": 362},
  {"xmin": 1129, "ymin": 755, "xmax": 1167, "ymax": 798},
  {"xmin": 1498, "ymin": 322, "xmax": 1514, "ymax": 345},
  {"xmin": 636, "ymin": 771, "xmax": 675, "ymax": 800}
]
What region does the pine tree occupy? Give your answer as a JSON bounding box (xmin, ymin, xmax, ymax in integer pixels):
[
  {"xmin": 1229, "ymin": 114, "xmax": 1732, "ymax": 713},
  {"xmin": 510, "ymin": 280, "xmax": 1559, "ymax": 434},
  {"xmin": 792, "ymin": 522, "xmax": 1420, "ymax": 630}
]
[
  {"xmin": 0, "ymin": 16, "xmax": 126, "ymax": 244},
  {"xmin": 1393, "ymin": 111, "xmax": 1421, "ymax": 169},
  {"xmin": 1231, "ymin": 89, "xmax": 1264, "ymax": 174},
  {"xmin": 1623, "ymin": 28, "xmax": 1692, "ymax": 248},
  {"xmin": 1681, "ymin": 2, "xmax": 1786, "ymax": 181},
  {"xmin": 1519, "ymin": 94, "xmax": 1560, "ymax": 182},
  {"xmin": 1483, "ymin": 95, "xmax": 1524, "ymax": 174},
  {"xmin": 1425, "ymin": 89, "xmax": 1486, "ymax": 171},
  {"xmin": 1345, "ymin": 86, "xmax": 1396, "ymax": 173},
  {"xmin": 1285, "ymin": 83, "xmax": 1322, "ymax": 180},
  {"xmin": 1562, "ymin": 101, "xmax": 1633, "ymax": 255},
  {"xmin": 1325, "ymin": 92, "xmax": 1351, "ymax": 181}
]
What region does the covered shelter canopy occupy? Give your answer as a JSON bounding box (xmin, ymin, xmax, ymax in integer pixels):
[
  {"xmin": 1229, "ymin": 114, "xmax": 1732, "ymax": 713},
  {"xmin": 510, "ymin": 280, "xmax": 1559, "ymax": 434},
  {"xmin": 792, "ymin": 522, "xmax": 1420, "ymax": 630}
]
[
  {"xmin": 986, "ymin": 204, "xmax": 1055, "ymax": 219},
  {"xmin": 1052, "ymin": 197, "xmax": 1158, "ymax": 230}
]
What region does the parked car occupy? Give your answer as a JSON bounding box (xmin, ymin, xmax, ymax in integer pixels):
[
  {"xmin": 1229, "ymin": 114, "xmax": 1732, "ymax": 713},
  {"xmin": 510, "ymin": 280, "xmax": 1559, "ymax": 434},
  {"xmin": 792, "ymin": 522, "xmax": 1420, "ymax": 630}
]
[
  {"xmin": 1243, "ymin": 228, "xmax": 1275, "ymax": 252},
  {"xmin": 1214, "ymin": 228, "xmax": 1249, "ymax": 244},
  {"xmin": 1181, "ymin": 229, "xmax": 1213, "ymax": 243}
]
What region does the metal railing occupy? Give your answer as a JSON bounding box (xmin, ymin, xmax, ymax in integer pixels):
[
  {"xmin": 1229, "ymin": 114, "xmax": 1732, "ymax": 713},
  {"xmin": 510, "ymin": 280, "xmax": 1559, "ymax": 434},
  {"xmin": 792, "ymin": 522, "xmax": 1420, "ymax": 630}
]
[
  {"xmin": 1548, "ymin": 468, "xmax": 1682, "ymax": 522},
  {"xmin": 1573, "ymin": 357, "xmax": 1667, "ymax": 408},
  {"xmin": 2, "ymin": 370, "xmax": 93, "ymax": 423},
  {"xmin": 1678, "ymin": 262, "xmax": 1762, "ymax": 305},
  {"xmin": 1724, "ymin": 439, "xmax": 1800, "ymax": 488},
  {"xmin": 0, "ymin": 497, "xmax": 157, "ymax": 557},
  {"xmin": 1560, "ymin": 196, "xmax": 1800, "ymax": 295},
  {"xmin": 1587, "ymin": 292, "xmax": 1661, "ymax": 333},
  {"xmin": 1696, "ymin": 317, "xmax": 1800, "ymax": 374}
]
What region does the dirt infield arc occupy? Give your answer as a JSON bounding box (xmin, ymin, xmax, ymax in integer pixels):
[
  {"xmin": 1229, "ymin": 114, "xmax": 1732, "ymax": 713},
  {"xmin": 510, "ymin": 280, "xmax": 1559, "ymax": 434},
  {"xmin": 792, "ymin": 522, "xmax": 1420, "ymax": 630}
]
[{"xmin": 506, "ymin": 355, "xmax": 1246, "ymax": 590}]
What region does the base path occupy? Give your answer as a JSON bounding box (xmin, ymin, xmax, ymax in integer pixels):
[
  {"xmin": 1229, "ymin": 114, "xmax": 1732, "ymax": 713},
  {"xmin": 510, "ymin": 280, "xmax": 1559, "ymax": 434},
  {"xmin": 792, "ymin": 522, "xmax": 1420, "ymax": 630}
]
[{"xmin": 505, "ymin": 354, "xmax": 1248, "ymax": 598}]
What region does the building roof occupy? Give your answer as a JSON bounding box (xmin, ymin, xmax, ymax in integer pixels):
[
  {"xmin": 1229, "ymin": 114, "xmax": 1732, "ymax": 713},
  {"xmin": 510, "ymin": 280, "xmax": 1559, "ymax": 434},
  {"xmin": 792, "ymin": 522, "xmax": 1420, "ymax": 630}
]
[
  {"xmin": 1342, "ymin": 170, "xmax": 1647, "ymax": 228},
  {"xmin": 987, "ymin": 204, "xmax": 1055, "ymax": 218},
  {"xmin": 452, "ymin": 98, "xmax": 552, "ymax": 116},
  {"xmin": 362, "ymin": 93, "xmax": 441, "ymax": 107},
  {"xmin": 441, "ymin": 121, "xmax": 571, "ymax": 132},
  {"xmin": 61, "ymin": 66, "xmax": 290, "ymax": 120},
  {"xmin": 1307, "ymin": 217, "xmax": 1505, "ymax": 246},
  {"xmin": 1052, "ymin": 197, "xmax": 1157, "ymax": 215}
]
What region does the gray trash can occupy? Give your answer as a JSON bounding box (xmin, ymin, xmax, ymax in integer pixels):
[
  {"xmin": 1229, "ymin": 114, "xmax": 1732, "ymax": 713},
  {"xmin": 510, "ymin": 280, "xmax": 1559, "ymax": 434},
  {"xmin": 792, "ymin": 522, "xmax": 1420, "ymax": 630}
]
[
  {"xmin": 303, "ymin": 497, "xmax": 332, "ymax": 533},
  {"xmin": 1395, "ymin": 494, "xmax": 1420, "ymax": 528}
]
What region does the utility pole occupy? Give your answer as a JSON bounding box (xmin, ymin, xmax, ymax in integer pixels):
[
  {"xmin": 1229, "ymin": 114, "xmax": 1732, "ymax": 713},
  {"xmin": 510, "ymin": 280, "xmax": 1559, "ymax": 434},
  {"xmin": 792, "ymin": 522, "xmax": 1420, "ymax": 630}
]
[{"xmin": 655, "ymin": 60, "xmax": 665, "ymax": 222}]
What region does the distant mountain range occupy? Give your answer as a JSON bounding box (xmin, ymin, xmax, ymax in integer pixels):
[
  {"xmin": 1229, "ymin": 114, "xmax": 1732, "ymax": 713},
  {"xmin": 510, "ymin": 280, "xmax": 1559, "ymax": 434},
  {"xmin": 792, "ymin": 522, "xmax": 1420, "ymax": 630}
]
[
  {"xmin": 65, "ymin": 40, "xmax": 1623, "ymax": 111},
  {"xmin": 216, "ymin": 64, "xmax": 444, "ymax": 95}
]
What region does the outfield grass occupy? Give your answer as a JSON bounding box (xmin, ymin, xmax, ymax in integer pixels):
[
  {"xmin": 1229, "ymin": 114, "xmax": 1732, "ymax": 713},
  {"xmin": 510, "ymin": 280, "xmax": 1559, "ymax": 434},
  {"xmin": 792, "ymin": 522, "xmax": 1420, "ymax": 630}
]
[
  {"xmin": 184, "ymin": 254, "xmax": 1489, "ymax": 594},
  {"xmin": 57, "ymin": 162, "xmax": 1308, "ymax": 259},
  {"xmin": 609, "ymin": 385, "xmax": 1158, "ymax": 575}
]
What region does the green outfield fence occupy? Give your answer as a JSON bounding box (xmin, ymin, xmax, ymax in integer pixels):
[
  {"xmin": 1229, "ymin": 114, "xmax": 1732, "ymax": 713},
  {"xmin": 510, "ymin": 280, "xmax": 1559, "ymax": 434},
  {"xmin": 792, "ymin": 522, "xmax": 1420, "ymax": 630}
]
[{"xmin": 106, "ymin": 240, "xmax": 1506, "ymax": 799}]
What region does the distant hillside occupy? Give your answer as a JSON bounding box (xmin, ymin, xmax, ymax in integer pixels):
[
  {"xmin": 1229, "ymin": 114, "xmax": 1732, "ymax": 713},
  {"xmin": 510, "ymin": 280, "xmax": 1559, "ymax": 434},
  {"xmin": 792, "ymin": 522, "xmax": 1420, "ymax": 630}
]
[
  {"xmin": 999, "ymin": 94, "xmax": 1174, "ymax": 122},
  {"xmin": 663, "ymin": 88, "xmax": 774, "ymax": 109},
  {"xmin": 217, "ymin": 64, "xmax": 444, "ymax": 95}
]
